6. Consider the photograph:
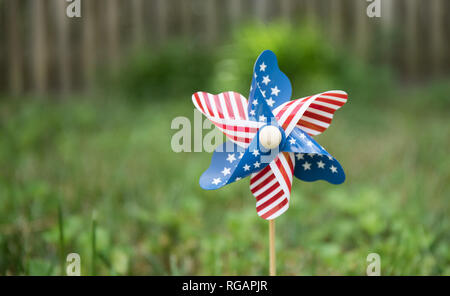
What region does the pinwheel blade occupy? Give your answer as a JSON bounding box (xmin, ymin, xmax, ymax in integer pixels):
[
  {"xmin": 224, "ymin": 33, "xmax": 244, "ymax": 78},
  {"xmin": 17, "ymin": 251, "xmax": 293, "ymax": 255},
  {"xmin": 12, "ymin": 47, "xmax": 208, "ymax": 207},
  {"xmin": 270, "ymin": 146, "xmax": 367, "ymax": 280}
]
[
  {"xmin": 294, "ymin": 153, "xmax": 345, "ymax": 185},
  {"xmin": 281, "ymin": 127, "xmax": 330, "ymax": 156},
  {"xmin": 249, "ymin": 50, "xmax": 292, "ymax": 112},
  {"xmin": 192, "ymin": 91, "xmax": 263, "ymax": 148},
  {"xmin": 274, "ymin": 90, "xmax": 348, "ymax": 137},
  {"xmin": 250, "ymin": 152, "xmax": 295, "ymax": 220},
  {"xmin": 282, "ymin": 127, "xmax": 345, "ymax": 185}
]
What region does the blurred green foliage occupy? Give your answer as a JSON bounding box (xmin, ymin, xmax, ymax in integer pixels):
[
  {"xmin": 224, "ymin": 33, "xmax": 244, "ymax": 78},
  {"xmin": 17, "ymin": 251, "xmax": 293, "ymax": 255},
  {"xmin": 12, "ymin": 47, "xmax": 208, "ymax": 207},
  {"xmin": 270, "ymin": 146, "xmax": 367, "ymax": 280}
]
[
  {"xmin": 112, "ymin": 40, "xmax": 215, "ymax": 101},
  {"xmin": 211, "ymin": 22, "xmax": 394, "ymax": 102},
  {"xmin": 0, "ymin": 23, "xmax": 449, "ymax": 275}
]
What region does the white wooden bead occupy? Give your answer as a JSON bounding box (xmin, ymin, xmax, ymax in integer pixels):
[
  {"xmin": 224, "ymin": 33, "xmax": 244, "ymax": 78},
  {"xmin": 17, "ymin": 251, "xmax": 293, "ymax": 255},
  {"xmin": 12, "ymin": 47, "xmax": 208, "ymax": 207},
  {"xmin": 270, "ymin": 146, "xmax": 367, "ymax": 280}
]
[{"xmin": 259, "ymin": 126, "xmax": 282, "ymax": 149}]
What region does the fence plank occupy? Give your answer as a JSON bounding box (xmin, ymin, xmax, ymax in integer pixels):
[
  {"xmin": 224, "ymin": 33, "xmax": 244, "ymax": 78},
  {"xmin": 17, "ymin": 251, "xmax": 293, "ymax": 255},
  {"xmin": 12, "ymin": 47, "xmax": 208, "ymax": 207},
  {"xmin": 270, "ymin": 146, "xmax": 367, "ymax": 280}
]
[
  {"xmin": 430, "ymin": 0, "xmax": 444, "ymax": 75},
  {"xmin": 229, "ymin": 0, "xmax": 242, "ymax": 24},
  {"xmin": 156, "ymin": 0, "xmax": 168, "ymax": 42},
  {"xmin": 132, "ymin": 0, "xmax": 144, "ymax": 47},
  {"xmin": 204, "ymin": 0, "xmax": 218, "ymax": 44},
  {"xmin": 405, "ymin": 0, "xmax": 419, "ymax": 77},
  {"xmin": 179, "ymin": 0, "xmax": 192, "ymax": 36},
  {"xmin": 304, "ymin": 0, "xmax": 317, "ymax": 23},
  {"xmin": 31, "ymin": 0, "xmax": 48, "ymax": 93},
  {"xmin": 106, "ymin": 0, "xmax": 120, "ymax": 71},
  {"xmin": 330, "ymin": 0, "xmax": 343, "ymax": 42},
  {"xmin": 82, "ymin": 0, "xmax": 95, "ymax": 90},
  {"xmin": 354, "ymin": 0, "xmax": 369, "ymax": 60},
  {"xmin": 253, "ymin": 0, "xmax": 268, "ymax": 22},
  {"xmin": 280, "ymin": 0, "xmax": 293, "ymax": 21},
  {"xmin": 380, "ymin": 0, "xmax": 395, "ymax": 65},
  {"xmin": 55, "ymin": 0, "xmax": 71, "ymax": 94},
  {"xmin": 6, "ymin": 0, "xmax": 23, "ymax": 95}
]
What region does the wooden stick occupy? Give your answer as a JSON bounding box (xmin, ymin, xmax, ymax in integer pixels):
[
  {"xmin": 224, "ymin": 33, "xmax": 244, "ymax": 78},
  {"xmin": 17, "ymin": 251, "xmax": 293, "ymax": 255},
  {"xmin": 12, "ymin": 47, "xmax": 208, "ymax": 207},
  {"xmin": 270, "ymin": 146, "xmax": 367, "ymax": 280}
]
[{"xmin": 269, "ymin": 219, "xmax": 276, "ymax": 276}]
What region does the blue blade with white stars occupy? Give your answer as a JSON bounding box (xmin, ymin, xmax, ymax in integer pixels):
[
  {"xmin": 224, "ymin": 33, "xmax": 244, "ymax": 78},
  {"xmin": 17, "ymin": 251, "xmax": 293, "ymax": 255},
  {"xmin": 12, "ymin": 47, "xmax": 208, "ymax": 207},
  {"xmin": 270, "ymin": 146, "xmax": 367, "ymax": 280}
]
[
  {"xmin": 282, "ymin": 127, "xmax": 330, "ymax": 155},
  {"xmin": 282, "ymin": 127, "xmax": 345, "ymax": 184},
  {"xmin": 294, "ymin": 153, "xmax": 345, "ymax": 185},
  {"xmin": 249, "ymin": 50, "xmax": 292, "ymax": 112},
  {"xmin": 199, "ymin": 135, "xmax": 280, "ymax": 190},
  {"xmin": 248, "ymin": 82, "xmax": 280, "ymax": 125}
]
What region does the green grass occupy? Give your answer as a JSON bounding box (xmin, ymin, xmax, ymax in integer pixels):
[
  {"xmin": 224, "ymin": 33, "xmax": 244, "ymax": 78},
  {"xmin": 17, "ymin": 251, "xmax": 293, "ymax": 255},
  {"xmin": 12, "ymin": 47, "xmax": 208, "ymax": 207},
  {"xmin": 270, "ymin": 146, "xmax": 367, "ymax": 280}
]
[{"xmin": 0, "ymin": 78, "xmax": 449, "ymax": 275}]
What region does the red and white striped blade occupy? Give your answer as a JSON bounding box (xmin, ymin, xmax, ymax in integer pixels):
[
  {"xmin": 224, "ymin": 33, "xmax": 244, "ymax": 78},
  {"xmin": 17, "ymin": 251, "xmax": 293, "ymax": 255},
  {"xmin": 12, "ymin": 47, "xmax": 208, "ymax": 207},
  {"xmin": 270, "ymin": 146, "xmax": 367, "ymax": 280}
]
[
  {"xmin": 192, "ymin": 91, "xmax": 263, "ymax": 148},
  {"xmin": 273, "ymin": 90, "xmax": 348, "ymax": 136},
  {"xmin": 250, "ymin": 152, "xmax": 295, "ymax": 220}
]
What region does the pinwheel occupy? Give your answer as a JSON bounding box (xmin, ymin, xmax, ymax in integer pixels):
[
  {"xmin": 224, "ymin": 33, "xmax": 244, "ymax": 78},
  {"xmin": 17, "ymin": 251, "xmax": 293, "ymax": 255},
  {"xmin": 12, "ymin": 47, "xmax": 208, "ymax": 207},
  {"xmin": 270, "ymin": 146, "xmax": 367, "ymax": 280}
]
[{"xmin": 192, "ymin": 50, "xmax": 348, "ymax": 275}]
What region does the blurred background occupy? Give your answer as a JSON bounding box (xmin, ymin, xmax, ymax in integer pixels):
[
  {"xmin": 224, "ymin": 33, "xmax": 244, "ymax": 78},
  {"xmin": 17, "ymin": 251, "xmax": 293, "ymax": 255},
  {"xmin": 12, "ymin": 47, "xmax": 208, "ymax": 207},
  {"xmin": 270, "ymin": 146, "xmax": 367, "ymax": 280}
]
[{"xmin": 0, "ymin": 0, "xmax": 449, "ymax": 275}]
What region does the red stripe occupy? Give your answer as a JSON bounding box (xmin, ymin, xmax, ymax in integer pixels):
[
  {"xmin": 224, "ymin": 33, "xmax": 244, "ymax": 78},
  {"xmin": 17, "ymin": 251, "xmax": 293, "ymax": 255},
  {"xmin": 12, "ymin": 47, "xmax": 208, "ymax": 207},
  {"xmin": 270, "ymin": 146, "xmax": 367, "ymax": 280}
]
[
  {"xmin": 202, "ymin": 92, "xmax": 215, "ymax": 116},
  {"xmin": 213, "ymin": 122, "xmax": 258, "ymax": 133},
  {"xmin": 276, "ymin": 158, "xmax": 291, "ymax": 191},
  {"xmin": 222, "ymin": 92, "xmax": 235, "ymax": 119},
  {"xmin": 250, "ymin": 174, "xmax": 275, "ymax": 194},
  {"xmin": 223, "ymin": 132, "xmax": 252, "ymax": 144},
  {"xmin": 232, "ymin": 92, "xmax": 247, "ymax": 120},
  {"xmin": 256, "ymin": 190, "xmax": 284, "ymax": 212},
  {"xmin": 213, "ymin": 95, "xmax": 224, "ymax": 119},
  {"xmin": 309, "ymin": 103, "xmax": 336, "ymax": 114},
  {"xmin": 284, "ymin": 152, "xmax": 294, "ymax": 172},
  {"xmin": 275, "ymin": 100, "xmax": 295, "ymax": 120},
  {"xmin": 298, "ymin": 119, "xmax": 327, "ymax": 133},
  {"xmin": 323, "ymin": 92, "xmax": 347, "ymax": 99},
  {"xmin": 303, "ymin": 110, "xmax": 332, "ymax": 124},
  {"xmin": 194, "ymin": 93, "xmax": 205, "ymax": 113},
  {"xmin": 281, "ymin": 102, "xmax": 303, "ymax": 129},
  {"xmin": 251, "ymin": 165, "xmax": 271, "ymax": 182},
  {"xmin": 255, "ymin": 182, "xmax": 279, "ymax": 201},
  {"xmin": 316, "ymin": 97, "xmax": 345, "ymax": 107},
  {"xmin": 261, "ymin": 198, "xmax": 288, "ymax": 219}
]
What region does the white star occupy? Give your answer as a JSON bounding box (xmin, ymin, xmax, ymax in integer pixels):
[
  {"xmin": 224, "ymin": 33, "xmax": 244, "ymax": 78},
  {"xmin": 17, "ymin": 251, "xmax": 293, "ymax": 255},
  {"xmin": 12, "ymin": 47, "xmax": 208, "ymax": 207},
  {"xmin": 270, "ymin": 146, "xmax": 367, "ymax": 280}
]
[
  {"xmin": 271, "ymin": 86, "xmax": 280, "ymax": 96},
  {"xmin": 221, "ymin": 167, "xmax": 231, "ymax": 176},
  {"xmin": 239, "ymin": 152, "xmax": 244, "ymax": 159},
  {"xmin": 266, "ymin": 97, "xmax": 275, "ymax": 107},
  {"xmin": 254, "ymin": 73, "xmax": 257, "ymax": 78},
  {"xmin": 308, "ymin": 153, "xmax": 315, "ymax": 158},
  {"xmin": 302, "ymin": 161, "xmax": 311, "ymax": 170},
  {"xmin": 260, "ymin": 90, "xmax": 266, "ymax": 97},
  {"xmin": 330, "ymin": 165, "xmax": 338, "ymax": 173},
  {"xmin": 252, "ymin": 100, "xmax": 258, "ymax": 106},
  {"xmin": 252, "ymin": 149, "xmax": 260, "ymax": 157},
  {"xmin": 212, "ymin": 178, "xmax": 221, "ymax": 185},
  {"xmin": 259, "ymin": 115, "xmax": 267, "ymax": 122},
  {"xmin": 254, "ymin": 161, "xmax": 261, "ymax": 168},
  {"xmin": 262, "ymin": 75, "xmax": 271, "ymax": 85},
  {"xmin": 235, "ymin": 177, "xmax": 241, "ymax": 181},
  {"xmin": 243, "ymin": 164, "xmax": 250, "ymax": 171},
  {"xmin": 306, "ymin": 140, "xmax": 313, "ymax": 147},
  {"xmin": 289, "ymin": 137, "xmax": 296, "ymax": 145},
  {"xmin": 328, "ymin": 155, "xmax": 333, "ymax": 160},
  {"xmin": 250, "ymin": 85, "xmax": 253, "ymax": 91},
  {"xmin": 226, "ymin": 154, "xmax": 236, "ymax": 163},
  {"xmin": 259, "ymin": 62, "xmax": 267, "ymax": 72},
  {"xmin": 296, "ymin": 153, "xmax": 304, "ymax": 160},
  {"xmin": 317, "ymin": 161, "xmax": 325, "ymax": 169},
  {"xmin": 299, "ymin": 133, "xmax": 306, "ymax": 140},
  {"xmin": 249, "ymin": 109, "xmax": 256, "ymax": 116}
]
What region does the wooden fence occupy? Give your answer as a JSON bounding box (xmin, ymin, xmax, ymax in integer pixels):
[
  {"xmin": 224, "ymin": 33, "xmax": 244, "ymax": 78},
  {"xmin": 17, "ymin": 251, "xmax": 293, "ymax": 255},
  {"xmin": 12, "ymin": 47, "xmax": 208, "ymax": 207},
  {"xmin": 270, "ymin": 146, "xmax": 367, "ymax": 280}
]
[{"xmin": 0, "ymin": 0, "xmax": 449, "ymax": 95}]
